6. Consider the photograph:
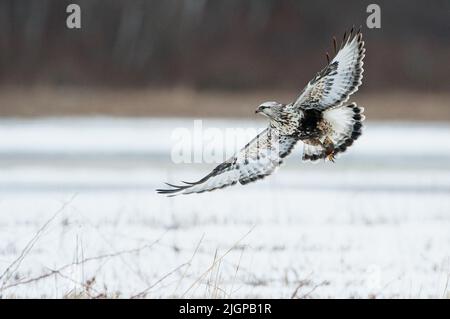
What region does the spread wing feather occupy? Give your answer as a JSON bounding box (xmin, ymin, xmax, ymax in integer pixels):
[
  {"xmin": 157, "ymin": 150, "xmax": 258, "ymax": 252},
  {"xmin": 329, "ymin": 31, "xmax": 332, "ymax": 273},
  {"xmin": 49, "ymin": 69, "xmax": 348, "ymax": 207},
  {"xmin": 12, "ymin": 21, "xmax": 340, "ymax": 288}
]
[
  {"xmin": 156, "ymin": 127, "xmax": 299, "ymax": 196},
  {"xmin": 293, "ymin": 28, "xmax": 365, "ymax": 111}
]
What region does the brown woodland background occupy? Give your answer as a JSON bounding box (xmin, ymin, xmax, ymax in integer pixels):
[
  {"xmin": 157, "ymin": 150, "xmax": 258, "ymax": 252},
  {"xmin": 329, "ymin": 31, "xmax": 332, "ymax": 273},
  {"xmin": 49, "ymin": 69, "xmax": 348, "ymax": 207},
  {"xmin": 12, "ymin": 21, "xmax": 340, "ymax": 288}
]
[{"xmin": 0, "ymin": 0, "xmax": 448, "ymax": 118}]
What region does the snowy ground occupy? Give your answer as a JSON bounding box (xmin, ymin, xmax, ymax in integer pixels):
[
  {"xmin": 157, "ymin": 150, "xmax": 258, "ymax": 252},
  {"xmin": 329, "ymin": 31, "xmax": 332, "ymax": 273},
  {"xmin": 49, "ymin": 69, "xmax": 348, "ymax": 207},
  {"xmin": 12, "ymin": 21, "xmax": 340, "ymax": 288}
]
[{"xmin": 0, "ymin": 118, "xmax": 449, "ymax": 298}]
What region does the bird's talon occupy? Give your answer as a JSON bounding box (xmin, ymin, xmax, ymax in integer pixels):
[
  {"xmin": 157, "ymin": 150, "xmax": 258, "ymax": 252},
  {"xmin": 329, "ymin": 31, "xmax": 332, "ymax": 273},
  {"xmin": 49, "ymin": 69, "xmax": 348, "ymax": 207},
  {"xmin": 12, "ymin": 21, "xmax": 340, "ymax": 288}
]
[{"xmin": 327, "ymin": 153, "xmax": 336, "ymax": 162}]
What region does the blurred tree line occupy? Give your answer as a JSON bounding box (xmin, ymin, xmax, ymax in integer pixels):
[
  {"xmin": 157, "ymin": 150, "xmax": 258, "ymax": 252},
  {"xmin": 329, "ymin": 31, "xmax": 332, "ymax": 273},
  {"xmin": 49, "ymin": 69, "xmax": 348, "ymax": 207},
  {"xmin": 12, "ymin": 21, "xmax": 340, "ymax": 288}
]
[{"xmin": 0, "ymin": 0, "xmax": 448, "ymax": 91}]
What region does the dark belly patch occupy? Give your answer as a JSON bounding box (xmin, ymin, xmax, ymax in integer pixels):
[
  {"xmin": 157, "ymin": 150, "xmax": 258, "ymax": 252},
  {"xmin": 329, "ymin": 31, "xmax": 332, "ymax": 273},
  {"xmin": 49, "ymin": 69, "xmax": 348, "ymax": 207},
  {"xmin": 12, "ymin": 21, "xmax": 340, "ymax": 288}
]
[{"xmin": 299, "ymin": 109, "xmax": 323, "ymax": 139}]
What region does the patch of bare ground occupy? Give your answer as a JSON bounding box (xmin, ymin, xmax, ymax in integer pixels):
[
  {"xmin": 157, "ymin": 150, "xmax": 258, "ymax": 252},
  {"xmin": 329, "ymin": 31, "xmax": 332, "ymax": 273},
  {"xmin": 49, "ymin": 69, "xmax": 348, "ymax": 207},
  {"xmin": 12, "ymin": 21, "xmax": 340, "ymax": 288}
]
[{"xmin": 0, "ymin": 87, "xmax": 448, "ymax": 121}]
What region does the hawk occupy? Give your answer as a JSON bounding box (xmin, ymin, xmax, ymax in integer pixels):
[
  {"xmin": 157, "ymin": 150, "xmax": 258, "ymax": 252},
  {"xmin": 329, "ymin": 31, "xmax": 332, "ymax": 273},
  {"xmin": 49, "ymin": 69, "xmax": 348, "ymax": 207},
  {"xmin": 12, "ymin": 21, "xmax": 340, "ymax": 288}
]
[{"xmin": 157, "ymin": 28, "xmax": 365, "ymax": 196}]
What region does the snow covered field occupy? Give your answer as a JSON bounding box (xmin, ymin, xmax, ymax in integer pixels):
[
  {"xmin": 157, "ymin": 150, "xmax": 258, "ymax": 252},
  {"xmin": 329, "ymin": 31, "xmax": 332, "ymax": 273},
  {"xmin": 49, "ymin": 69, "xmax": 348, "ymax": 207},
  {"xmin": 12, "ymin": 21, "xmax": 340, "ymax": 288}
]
[{"xmin": 0, "ymin": 118, "xmax": 449, "ymax": 298}]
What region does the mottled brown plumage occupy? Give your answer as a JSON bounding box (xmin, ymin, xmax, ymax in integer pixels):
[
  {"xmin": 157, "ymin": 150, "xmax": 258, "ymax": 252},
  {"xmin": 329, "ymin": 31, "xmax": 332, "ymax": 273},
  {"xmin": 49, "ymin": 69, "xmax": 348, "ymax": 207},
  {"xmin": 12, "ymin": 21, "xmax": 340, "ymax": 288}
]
[{"xmin": 157, "ymin": 29, "xmax": 365, "ymax": 196}]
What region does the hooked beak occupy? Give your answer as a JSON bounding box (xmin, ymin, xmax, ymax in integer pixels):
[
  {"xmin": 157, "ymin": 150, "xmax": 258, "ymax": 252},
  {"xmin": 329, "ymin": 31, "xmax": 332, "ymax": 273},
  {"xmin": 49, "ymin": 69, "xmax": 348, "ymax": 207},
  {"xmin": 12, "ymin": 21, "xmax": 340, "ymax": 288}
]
[{"xmin": 255, "ymin": 107, "xmax": 264, "ymax": 114}]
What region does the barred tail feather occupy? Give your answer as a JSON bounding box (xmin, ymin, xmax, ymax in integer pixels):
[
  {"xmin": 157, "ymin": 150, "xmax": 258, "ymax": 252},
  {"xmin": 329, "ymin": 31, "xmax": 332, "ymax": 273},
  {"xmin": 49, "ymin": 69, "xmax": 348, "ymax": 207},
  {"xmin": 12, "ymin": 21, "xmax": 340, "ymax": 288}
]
[
  {"xmin": 326, "ymin": 102, "xmax": 364, "ymax": 155},
  {"xmin": 302, "ymin": 143, "xmax": 327, "ymax": 162},
  {"xmin": 302, "ymin": 103, "xmax": 364, "ymax": 162}
]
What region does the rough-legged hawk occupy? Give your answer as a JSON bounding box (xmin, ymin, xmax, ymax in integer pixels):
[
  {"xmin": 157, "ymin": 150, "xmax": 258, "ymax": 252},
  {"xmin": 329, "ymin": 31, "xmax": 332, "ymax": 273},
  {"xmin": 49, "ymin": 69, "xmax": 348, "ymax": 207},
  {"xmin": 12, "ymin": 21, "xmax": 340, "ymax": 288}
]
[{"xmin": 158, "ymin": 28, "xmax": 365, "ymax": 196}]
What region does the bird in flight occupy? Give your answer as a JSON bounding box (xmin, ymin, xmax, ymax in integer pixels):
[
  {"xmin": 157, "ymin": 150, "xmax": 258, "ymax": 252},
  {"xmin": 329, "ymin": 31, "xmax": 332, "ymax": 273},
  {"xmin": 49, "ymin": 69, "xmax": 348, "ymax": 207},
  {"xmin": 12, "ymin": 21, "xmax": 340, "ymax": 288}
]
[{"xmin": 157, "ymin": 28, "xmax": 365, "ymax": 196}]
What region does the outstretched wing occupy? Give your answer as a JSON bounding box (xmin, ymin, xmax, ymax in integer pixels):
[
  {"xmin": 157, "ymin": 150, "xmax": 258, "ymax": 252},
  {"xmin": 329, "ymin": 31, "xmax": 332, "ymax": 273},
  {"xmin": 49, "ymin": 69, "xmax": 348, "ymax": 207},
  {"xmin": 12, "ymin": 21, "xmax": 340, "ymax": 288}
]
[
  {"xmin": 156, "ymin": 127, "xmax": 299, "ymax": 196},
  {"xmin": 293, "ymin": 28, "xmax": 365, "ymax": 111}
]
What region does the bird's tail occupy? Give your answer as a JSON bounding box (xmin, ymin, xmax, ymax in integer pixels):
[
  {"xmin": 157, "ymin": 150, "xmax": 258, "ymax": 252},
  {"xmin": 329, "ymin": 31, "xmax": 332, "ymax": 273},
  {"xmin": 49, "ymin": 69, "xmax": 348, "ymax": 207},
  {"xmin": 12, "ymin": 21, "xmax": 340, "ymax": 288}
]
[{"xmin": 302, "ymin": 103, "xmax": 364, "ymax": 161}]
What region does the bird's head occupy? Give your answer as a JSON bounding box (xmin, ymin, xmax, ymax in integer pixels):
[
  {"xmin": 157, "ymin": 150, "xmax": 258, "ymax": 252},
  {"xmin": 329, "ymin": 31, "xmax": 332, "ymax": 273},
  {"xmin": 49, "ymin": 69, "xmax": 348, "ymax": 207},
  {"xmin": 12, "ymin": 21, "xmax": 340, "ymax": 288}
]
[{"xmin": 255, "ymin": 101, "xmax": 285, "ymax": 119}]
